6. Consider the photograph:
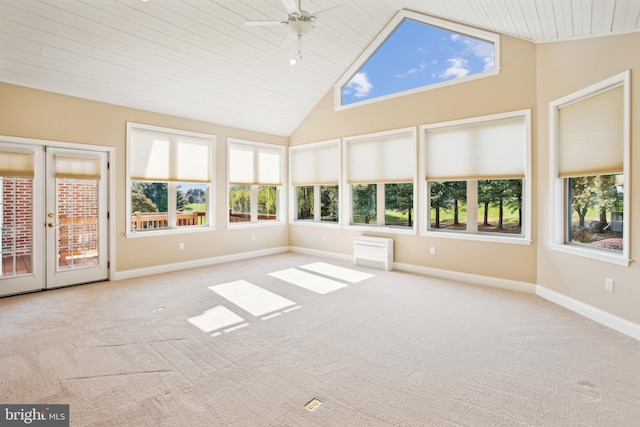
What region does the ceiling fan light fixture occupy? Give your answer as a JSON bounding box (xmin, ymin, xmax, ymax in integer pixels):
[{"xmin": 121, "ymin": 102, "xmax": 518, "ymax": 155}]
[{"xmin": 289, "ymin": 57, "xmax": 297, "ymax": 66}]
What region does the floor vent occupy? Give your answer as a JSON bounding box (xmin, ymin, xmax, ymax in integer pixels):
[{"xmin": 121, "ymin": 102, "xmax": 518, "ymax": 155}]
[{"xmin": 304, "ymin": 398, "xmax": 322, "ymax": 411}]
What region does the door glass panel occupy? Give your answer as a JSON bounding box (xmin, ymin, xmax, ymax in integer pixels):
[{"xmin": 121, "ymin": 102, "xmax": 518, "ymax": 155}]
[
  {"xmin": 1, "ymin": 177, "xmax": 33, "ymax": 277},
  {"xmin": 57, "ymin": 179, "xmax": 99, "ymax": 270}
]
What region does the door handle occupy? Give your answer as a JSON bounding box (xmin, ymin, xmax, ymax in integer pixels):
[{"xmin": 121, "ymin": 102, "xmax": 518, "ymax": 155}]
[{"xmin": 47, "ymin": 222, "xmax": 59, "ymax": 228}]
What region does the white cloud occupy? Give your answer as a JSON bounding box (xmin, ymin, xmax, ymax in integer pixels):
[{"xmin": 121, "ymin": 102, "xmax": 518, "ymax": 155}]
[
  {"xmin": 395, "ymin": 62, "xmax": 428, "ymax": 79},
  {"xmin": 450, "ymin": 34, "xmax": 461, "ymax": 42},
  {"xmin": 440, "ymin": 57, "xmax": 470, "ymax": 79},
  {"xmin": 463, "ymin": 38, "xmax": 495, "ymax": 71},
  {"xmin": 345, "ymin": 72, "xmax": 373, "ymax": 98}
]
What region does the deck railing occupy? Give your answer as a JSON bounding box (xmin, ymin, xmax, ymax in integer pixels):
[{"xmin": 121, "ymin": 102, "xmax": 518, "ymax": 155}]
[{"xmin": 131, "ymin": 211, "xmax": 206, "ymax": 230}]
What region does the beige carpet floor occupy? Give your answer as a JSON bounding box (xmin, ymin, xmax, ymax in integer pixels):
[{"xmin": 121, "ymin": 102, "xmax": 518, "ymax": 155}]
[{"xmin": 0, "ymin": 252, "xmax": 639, "ymax": 426}]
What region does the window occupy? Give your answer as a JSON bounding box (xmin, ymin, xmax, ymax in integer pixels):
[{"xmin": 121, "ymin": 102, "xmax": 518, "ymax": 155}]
[
  {"xmin": 126, "ymin": 123, "xmax": 214, "ymax": 235},
  {"xmin": 228, "ymin": 139, "xmax": 285, "ymax": 226},
  {"xmin": 550, "ymin": 72, "xmax": 629, "ymax": 264},
  {"xmin": 344, "ymin": 128, "xmax": 416, "ymax": 231},
  {"xmin": 335, "ymin": 10, "xmax": 499, "ymax": 108},
  {"xmin": 290, "ymin": 140, "xmax": 340, "ymax": 224},
  {"xmin": 422, "ymin": 111, "xmax": 530, "ymax": 242},
  {"xmin": 0, "ymin": 148, "xmax": 35, "ymax": 276}
]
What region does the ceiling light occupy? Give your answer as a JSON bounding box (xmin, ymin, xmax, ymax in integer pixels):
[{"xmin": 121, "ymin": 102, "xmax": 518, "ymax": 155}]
[{"xmin": 289, "ymin": 58, "xmax": 298, "ymax": 66}]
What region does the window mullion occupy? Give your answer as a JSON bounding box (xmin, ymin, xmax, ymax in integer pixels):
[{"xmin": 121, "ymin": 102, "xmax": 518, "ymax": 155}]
[
  {"xmin": 377, "ymin": 182, "xmax": 385, "ymax": 226},
  {"xmin": 314, "ymin": 185, "xmax": 321, "ymax": 221},
  {"xmin": 467, "ymin": 180, "xmax": 478, "ymax": 233}
]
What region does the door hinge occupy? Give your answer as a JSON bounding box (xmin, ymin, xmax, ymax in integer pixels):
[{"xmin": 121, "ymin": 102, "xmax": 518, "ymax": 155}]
[
  {"xmin": 107, "ymin": 261, "xmax": 110, "ymax": 269},
  {"xmin": 107, "ymin": 212, "xmax": 110, "ymax": 219}
]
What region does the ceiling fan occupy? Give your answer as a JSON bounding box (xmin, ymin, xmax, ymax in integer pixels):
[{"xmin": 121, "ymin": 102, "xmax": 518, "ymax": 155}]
[{"xmin": 244, "ymin": 0, "xmax": 346, "ymax": 64}]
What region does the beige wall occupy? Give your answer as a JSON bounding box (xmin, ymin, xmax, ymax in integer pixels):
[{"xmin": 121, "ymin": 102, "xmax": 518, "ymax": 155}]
[
  {"xmin": 0, "ymin": 83, "xmax": 288, "ymax": 274},
  {"xmin": 289, "ymin": 35, "xmax": 538, "ymax": 284},
  {"xmin": 536, "ymin": 33, "xmax": 640, "ymax": 324}
]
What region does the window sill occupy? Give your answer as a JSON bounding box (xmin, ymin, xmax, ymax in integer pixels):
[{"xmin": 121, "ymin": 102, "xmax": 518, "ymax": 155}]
[
  {"xmin": 421, "ymin": 230, "xmax": 531, "ymax": 245},
  {"xmin": 345, "ymin": 224, "xmax": 417, "ymax": 236},
  {"xmin": 548, "ymin": 243, "xmax": 630, "ymax": 266},
  {"xmin": 126, "ymin": 225, "xmax": 215, "ymax": 238}
]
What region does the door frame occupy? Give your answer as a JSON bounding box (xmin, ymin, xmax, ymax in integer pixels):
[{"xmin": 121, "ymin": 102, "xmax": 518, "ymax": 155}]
[{"xmin": 0, "ymin": 135, "xmax": 115, "ymax": 291}]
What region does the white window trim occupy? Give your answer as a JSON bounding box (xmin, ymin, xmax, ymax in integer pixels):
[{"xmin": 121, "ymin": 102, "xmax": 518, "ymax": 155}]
[
  {"xmin": 289, "ymin": 139, "xmax": 341, "ymax": 227},
  {"xmin": 342, "ymin": 127, "xmax": 418, "ymax": 235},
  {"xmin": 548, "ymin": 71, "xmax": 630, "ymax": 265},
  {"xmin": 334, "ymin": 9, "xmax": 500, "ymax": 111},
  {"xmin": 125, "ymin": 122, "xmax": 216, "ymax": 238},
  {"xmin": 419, "ymin": 110, "xmax": 532, "ymax": 245},
  {"xmin": 227, "ymin": 138, "xmax": 286, "ymax": 229}
]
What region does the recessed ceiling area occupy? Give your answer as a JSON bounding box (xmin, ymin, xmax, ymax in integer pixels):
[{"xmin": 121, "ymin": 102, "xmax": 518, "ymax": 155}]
[{"xmin": 1, "ymin": 0, "xmax": 638, "ymax": 136}]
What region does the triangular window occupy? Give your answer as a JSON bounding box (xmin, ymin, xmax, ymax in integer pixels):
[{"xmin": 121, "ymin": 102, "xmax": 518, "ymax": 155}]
[{"xmin": 336, "ymin": 10, "xmax": 499, "ymax": 107}]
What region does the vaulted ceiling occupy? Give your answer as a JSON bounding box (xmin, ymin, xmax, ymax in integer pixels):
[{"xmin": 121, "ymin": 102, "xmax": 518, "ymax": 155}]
[{"xmin": 1, "ymin": 0, "xmax": 639, "ymax": 136}]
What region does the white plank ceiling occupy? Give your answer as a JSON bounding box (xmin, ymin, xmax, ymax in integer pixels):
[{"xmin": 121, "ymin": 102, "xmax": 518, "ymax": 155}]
[{"xmin": 1, "ymin": 0, "xmax": 639, "ymax": 136}]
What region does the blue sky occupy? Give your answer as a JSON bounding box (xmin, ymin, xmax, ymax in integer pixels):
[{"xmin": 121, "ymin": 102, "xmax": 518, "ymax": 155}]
[{"xmin": 342, "ymin": 19, "xmax": 495, "ymax": 105}]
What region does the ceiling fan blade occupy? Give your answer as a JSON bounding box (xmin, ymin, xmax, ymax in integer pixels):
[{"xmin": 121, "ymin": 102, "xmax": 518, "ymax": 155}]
[
  {"xmin": 244, "ymin": 20, "xmax": 287, "ymax": 26},
  {"xmin": 313, "ymin": 4, "xmax": 347, "ymax": 20},
  {"xmin": 280, "ymin": 0, "xmax": 300, "ymax": 15}
]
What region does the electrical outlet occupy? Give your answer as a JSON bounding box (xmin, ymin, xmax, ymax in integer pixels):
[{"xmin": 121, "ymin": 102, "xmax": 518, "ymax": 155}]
[
  {"xmin": 430, "ymin": 247, "xmax": 436, "ymax": 255},
  {"xmin": 179, "ymin": 243, "xmax": 184, "ymax": 250},
  {"xmin": 605, "ymin": 278, "xmax": 614, "ymax": 292}
]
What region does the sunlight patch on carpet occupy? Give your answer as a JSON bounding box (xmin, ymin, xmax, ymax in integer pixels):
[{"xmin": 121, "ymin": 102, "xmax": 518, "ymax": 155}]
[
  {"xmin": 209, "ymin": 280, "xmax": 296, "ymax": 317},
  {"xmin": 187, "ymin": 305, "xmax": 245, "ymax": 333},
  {"xmin": 269, "ymin": 268, "xmax": 348, "ymax": 294},
  {"xmin": 299, "ymin": 262, "xmax": 374, "ymax": 283}
]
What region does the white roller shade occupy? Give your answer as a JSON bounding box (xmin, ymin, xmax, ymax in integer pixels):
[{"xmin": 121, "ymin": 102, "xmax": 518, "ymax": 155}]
[
  {"xmin": 129, "ymin": 127, "xmax": 212, "ymax": 182},
  {"xmin": 346, "ymin": 131, "xmax": 414, "ymax": 184},
  {"xmin": 55, "ymin": 155, "xmax": 101, "ymax": 180},
  {"xmin": 558, "ymin": 85, "xmax": 623, "ymax": 177},
  {"xmin": 228, "ymin": 141, "xmax": 283, "ymax": 185},
  {"xmin": 424, "ymin": 115, "xmax": 526, "ymax": 181},
  {"xmin": 0, "ymin": 150, "xmax": 34, "ymax": 178},
  {"xmin": 291, "ymin": 142, "xmax": 339, "ymax": 186}
]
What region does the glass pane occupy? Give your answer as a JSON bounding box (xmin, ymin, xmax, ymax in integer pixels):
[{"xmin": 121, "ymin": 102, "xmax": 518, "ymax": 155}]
[
  {"xmin": 229, "ymin": 184, "xmax": 251, "ymax": 223},
  {"xmin": 57, "ymin": 179, "xmax": 99, "ymax": 270},
  {"xmin": 430, "ymin": 181, "xmax": 467, "ymax": 231},
  {"xmin": 177, "ymin": 183, "xmax": 207, "ymax": 227},
  {"xmin": 1, "ymin": 177, "xmax": 33, "ymax": 277},
  {"xmin": 342, "ymin": 18, "xmax": 495, "ymax": 106},
  {"xmin": 131, "ymin": 181, "xmax": 169, "ymax": 230},
  {"xmin": 384, "ymin": 183, "xmax": 414, "ymax": 228},
  {"xmin": 320, "ymin": 185, "xmax": 339, "ymax": 223},
  {"xmin": 567, "ymin": 174, "xmax": 623, "ymax": 252},
  {"xmin": 296, "ymin": 186, "xmax": 314, "ymax": 221},
  {"xmin": 258, "ymin": 186, "xmax": 278, "ymax": 222},
  {"xmin": 352, "ymin": 184, "xmax": 377, "ymax": 225},
  {"xmin": 477, "ymin": 179, "xmax": 523, "ymax": 235}
]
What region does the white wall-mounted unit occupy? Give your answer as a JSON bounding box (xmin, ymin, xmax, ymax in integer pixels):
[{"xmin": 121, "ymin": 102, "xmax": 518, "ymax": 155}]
[{"xmin": 353, "ymin": 236, "xmax": 394, "ymax": 271}]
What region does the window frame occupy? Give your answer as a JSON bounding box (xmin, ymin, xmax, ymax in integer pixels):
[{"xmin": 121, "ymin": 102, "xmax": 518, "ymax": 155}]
[
  {"xmin": 289, "ymin": 139, "xmax": 341, "ymax": 227},
  {"xmin": 420, "ymin": 110, "xmax": 532, "ymax": 245},
  {"xmin": 334, "ymin": 9, "xmax": 500, "ymax": 110},
  {"xmin": 125, "ymin": 122, "xmax": 215, "ymax": 238},
  {"xmin": 343, "ymin": 127, "xmax": 417, "ymax": 235},
  {"xmin": 548, "ymin": 71, "xmax": 630, "ymax": 265},
  {"xmin": 227, "ymin": 138, "xmax": 286, "ymax": 229}
]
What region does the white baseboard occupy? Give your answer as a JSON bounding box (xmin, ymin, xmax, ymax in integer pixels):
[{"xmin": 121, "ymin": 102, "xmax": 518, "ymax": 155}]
[
  {"xmin": 288, "ymin": 246, "xmax": 535, "ymax": 294},
  {"xmin": 536, "ymin": 285, "xmax": 640, "ymax": 341},
  {"xmin": 112, "ymin": 246, "xmax": 289, "ymax": 281},
  {"xmin": 394, "ymin": 262, "xmax": 536, "ymax": 294}
]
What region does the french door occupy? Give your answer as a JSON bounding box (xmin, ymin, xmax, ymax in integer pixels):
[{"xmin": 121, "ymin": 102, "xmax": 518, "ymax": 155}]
[{"xmin": 0, "ymin": 142, "xmax": 108, "ymax": 296}]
